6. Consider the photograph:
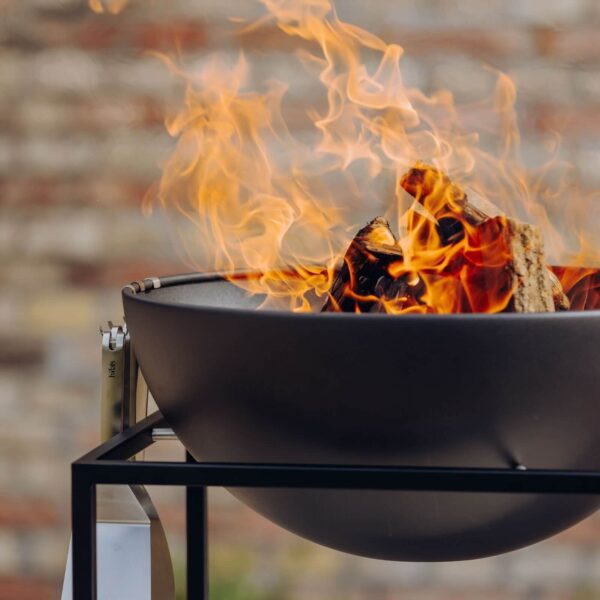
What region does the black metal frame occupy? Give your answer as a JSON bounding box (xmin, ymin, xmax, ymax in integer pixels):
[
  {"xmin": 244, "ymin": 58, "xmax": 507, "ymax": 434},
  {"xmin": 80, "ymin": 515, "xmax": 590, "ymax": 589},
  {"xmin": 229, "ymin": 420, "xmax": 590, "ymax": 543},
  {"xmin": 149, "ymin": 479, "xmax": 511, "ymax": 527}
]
[{"xmin": 72, "ymin": 411, "xmax": 600, "ymax": 600}]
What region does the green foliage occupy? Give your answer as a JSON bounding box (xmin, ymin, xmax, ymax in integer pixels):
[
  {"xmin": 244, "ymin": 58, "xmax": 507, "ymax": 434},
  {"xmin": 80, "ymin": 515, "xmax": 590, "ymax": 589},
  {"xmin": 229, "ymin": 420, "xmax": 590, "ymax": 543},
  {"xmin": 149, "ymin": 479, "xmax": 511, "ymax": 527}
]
[{"xmin": 173, "ymin": 548, "xmax": 289, "ymax": 600}]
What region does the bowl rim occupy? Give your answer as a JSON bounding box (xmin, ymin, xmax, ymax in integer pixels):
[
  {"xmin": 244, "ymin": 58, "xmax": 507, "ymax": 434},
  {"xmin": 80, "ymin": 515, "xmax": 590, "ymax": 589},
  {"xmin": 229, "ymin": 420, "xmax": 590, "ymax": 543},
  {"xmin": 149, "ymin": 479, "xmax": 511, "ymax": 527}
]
[{"xmin": 122, "ymin": 271, "xmax": 600, "ymax": 322}]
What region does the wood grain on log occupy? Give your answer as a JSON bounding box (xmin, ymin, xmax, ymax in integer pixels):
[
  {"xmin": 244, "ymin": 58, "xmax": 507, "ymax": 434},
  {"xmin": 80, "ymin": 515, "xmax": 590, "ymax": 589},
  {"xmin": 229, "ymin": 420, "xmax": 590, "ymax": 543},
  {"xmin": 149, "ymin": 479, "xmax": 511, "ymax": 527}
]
[{"xmin": 503, "ymin": 218, "xmax": 555, "ymax": 312}]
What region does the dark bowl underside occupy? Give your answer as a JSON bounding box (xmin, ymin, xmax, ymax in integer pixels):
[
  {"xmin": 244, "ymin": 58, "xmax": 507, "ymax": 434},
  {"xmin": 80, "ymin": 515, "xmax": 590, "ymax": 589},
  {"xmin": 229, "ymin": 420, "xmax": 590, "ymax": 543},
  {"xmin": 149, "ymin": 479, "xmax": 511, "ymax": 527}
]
[{"xmin": 123, "ymin": 275, "xmax": 600, "ymax": 561}]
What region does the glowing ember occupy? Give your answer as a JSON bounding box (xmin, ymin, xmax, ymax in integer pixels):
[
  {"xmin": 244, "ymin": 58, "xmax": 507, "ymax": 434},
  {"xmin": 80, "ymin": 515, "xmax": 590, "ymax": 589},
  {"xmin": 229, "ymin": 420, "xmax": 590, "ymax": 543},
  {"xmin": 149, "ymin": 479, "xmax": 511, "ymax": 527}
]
[{"xmin": 133, "ymin": 0, "xmax": 598, "ymax": 312}]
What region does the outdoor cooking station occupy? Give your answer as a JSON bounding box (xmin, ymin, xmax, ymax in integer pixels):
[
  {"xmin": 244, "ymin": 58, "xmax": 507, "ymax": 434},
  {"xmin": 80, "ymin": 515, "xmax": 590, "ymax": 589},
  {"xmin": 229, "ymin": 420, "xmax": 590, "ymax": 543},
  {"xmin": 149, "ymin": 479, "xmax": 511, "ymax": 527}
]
[{"xmin": 70, "ymin": 272, "xmax": 600, "ymax": 600}]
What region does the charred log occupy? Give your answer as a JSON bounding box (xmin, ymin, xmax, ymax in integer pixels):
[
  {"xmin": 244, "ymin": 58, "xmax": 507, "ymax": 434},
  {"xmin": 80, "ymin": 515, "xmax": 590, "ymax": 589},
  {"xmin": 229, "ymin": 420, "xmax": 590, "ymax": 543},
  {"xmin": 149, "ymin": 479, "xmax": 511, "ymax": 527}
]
[
  {"xmin": 550, "ymin": 267, "xmax": 600, "ymax": 311},
  {"xmin": 321, "ymin": 218, "xmax": 412, "ymax": 313}
]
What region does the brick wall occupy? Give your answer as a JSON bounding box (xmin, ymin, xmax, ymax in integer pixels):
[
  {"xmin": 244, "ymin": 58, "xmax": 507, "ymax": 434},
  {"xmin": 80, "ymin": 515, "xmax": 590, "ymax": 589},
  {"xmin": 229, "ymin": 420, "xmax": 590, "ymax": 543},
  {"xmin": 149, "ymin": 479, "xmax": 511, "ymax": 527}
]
[{"xmin": 1, "ymin": 0, "xmax": 599, "ymax": 598}]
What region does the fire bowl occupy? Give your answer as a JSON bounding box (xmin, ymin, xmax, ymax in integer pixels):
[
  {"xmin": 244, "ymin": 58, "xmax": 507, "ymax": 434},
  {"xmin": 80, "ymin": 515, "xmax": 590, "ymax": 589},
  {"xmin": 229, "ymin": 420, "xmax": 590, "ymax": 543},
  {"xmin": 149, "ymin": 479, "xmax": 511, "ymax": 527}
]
[{"xmin": 123, "ymin": 273, "xmax": 600, "ymax": 561}]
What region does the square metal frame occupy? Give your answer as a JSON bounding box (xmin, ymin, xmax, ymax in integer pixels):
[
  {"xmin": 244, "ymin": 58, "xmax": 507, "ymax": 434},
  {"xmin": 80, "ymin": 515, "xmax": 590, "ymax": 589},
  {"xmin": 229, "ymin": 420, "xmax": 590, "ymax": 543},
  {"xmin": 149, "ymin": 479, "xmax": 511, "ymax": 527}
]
[{"xmin": 72, "ymin": 411, "xmax": 600, "ymax": 600}]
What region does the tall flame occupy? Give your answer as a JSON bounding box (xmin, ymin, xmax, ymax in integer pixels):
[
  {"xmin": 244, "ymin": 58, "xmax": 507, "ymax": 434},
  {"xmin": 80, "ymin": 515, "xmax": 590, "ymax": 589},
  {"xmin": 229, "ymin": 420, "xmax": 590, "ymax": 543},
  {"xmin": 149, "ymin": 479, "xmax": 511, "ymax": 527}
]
[{"xmin": 147, "ymin": 0, "xmax": 599, "ymax": 312}]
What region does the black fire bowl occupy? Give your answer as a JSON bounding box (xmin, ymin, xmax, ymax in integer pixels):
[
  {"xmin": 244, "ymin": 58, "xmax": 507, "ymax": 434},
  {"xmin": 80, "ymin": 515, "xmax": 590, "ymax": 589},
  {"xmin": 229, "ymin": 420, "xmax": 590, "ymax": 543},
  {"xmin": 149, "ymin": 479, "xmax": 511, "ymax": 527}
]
[{"xmin": 123, "ymin": 273, "xmax": 600, "ymax": 561}]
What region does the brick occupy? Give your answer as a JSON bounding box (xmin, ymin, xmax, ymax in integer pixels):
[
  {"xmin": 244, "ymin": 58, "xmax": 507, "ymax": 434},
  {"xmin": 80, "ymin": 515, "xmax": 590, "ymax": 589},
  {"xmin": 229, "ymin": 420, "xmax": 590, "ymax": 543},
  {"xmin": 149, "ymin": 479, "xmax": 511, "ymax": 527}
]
[
  {"xmin": 576, "ymin": 144, "xmax": 600, "ymax": 187},
  {"xmin": 431, "ymin": 56, "xmax": 497, "ymax": 100},
  {"xmin": 108, "ymin": 56, "xmax": 177, "ymax": 96},
  {"xmin": 101, "ymin": 130, "xmax": 173, "ymax": 176},
  {"xmin": 11, "ymin": 456, "xmax": 69, "ymax": 499},
  {"xmin": 585, "ymin": 550, "xmax": 600, "ymax": 585},
  {"xmin": 513, "ymin": 63, "xmax": 574, "ymax": 104},
  {"xmin": 133, "ymin": 20, "xmax": 208, "ymax": 51},
  {"xmin": 505, "ymin": 0, "xmax": 590, "ymax": 27},
  {"xmin": 2, "ymin": 208, "xmax": 105, "ymax": 262},
  {"xmin": 73, "ymin": 97, "xmax": 138, "ymax": 131},
  {"xmin": 0, "ymin": 295, "xmax": 25, "ymax": 340},
  {"xmin": 0, "ymin": 176, "xmax": 153, "ymax": 208},
  {"xmin": 0, "ymin": 533, "xmax": 22, "ymax": 576},
  {"xmin": 76, "ymin": 22, "xmax": 121, "ymax": 50},
  {"xmin": 338, "ymin": 0, "xmax": 440, "ymax": 31},
  {"xmin": 425, "ymin": 0, "xmax": 515, "ymax": 28},
  {"xmin": 507, "ymin": 544, "xmax": 587, "ymax": 590},
  {"xmin": 66, "ymin": 259, "xmax": 184, "ymax": 287},
  {"xmin": 553, "ymin": 514, "xmax": 600, "ymax": 546},
  {"xmin": 533, "ymin": 103, "xmax": 600, "ymax": 140},
  {"xmin": 0, "ymin": 578, "xmax": 57, "ymax": 600},
  {"xmin": 19, "ymin": 13, "xmax": 159, "ymax": 55},
  {"xmin": 575, "ymin": 69, "xmax": 600, "ymax": 102},
  {"xmin": 24, "ymin": 289, "xmax": 97, "ymax": 334},
  {"xmin": 163, "ymin": 0, "xmax": 264, "ymax": 21},
  {"xmin": 19, "ymin": 529, "xmax": 70, "ymax": 577},
  {"xmin": 429, "ymin": 559, "xmax": 498, "ymax": 589},
  {"xmin": 552, "ymin": 29, "xmax": 600, "ymax": 63},
  {"xmin": 361, "ymin": 560, "xmax": 433, "ymax": 587},
  {"xmin": 16, "ymin": 97, "xmax": 158, "ymax": 134},
  {"xmin": 0, "ymin": 337, "xmax": 44, "ymax": 368},
  {"xmin": 30, "ymin": 0, "xmax": 80, "ymax": 9},
  {"xmin": 28, "ymin": 49, "xmax": 103, "ymax": 95},
  {"xmin": 0, "ymin": 140, "xmax": 14, "ymax": 177},
  {"xmin": 16, "ymin": 136, "xmax": 101, "ymax": 176},
  {"xmin": 17, "ymin": 100, "xmax": 72, "ymax": 134},
  {"xmin": 383, "ymin": 29, "xmax": 532, "ymax": 60},
  {"xmin": 0, "ymin": 51, "xmax": 26, "ymax": 98},
  {"xmin": 0, "ymin": 420, "xmax": 61, "ymax": 455},
  {"xmin": 235, "ymin": 25, "xmax": 318, "ymax": 53},
  {"xmin": 0, "ymin": 180, "xmax": 56, "ymax": 207},
  {"xmin": 0, "ymin": 498, "xmax": 60, "ymax": 529},
  {"xmin": 29, "ymin": 380, "xmax": 99, "ymax": 431}
]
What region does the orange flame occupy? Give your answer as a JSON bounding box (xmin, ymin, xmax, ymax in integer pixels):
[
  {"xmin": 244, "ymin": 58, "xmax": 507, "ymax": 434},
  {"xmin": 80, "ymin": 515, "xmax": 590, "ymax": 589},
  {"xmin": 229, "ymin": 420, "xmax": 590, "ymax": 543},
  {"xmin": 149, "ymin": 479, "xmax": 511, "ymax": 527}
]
[
  {"xmin": 147, "ymin": 0, "xmax": 599, "ymax": 312},
  {"xmin": 89, "ymin": 0, "xmax": 129, "ymax": 14}
]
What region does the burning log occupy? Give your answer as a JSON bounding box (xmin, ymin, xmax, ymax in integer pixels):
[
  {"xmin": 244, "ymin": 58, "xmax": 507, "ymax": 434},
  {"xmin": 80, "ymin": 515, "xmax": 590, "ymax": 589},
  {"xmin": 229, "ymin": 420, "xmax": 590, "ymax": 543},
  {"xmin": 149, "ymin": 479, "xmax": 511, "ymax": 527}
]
[
  {"xmin": 550, "ymin": 267, "xmax": 599, "ymax": 311},
  {"xmin": 502, "ymin": 218, "xmax": 555, "ymax": 312},
  {"xmin": 400, "ymin": 162, "xmax": 488, "ymax": 243},
  {"xmin": 400, "ymin": 163, "xmax": 565, "ymax": 313},
  {"xmin": 321, "ymin": 217, "xmax": 412, "ymax": 313},
  {"xmin": 324, "ymin": 163, "xmax": 570, "ymax": 314},
  {"xmin": 548, "ymin": 270, "xmax": 571, "ymax": 311}
]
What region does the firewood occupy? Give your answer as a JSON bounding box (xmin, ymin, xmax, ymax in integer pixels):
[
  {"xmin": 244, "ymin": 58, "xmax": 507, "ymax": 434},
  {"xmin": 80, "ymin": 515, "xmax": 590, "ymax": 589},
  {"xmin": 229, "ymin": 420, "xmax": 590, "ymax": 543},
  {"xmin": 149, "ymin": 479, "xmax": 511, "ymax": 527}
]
[
  {"xmin": 401, "ymin": 163, "xmax": 560, "ymax": 313},
  {"xmin": 547, "ymin": 270, "xmax": 571, "ymax": 311},
  {"xmin": 321, "ymin": 218, "xmax": 410, "ymax": 313},
  {"xmin": 502, "ymin": 218, "xmax": 555, "ymax": 313},
  {"xmin": 325, "ymin": 163, "xmax": 569, "ymax": 314},
  {"xmin": 549, "ymin": 267, "xmax": 599, "ymax": 311},
  {"xmin": 400, "ymin": 162, "xmax": 488, "ymax": 245}
]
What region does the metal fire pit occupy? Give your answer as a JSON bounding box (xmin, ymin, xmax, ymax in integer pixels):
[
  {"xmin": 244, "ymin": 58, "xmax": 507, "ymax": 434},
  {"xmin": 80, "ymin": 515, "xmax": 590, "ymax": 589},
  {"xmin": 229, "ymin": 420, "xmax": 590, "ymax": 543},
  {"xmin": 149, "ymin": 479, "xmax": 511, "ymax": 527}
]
[{"xmin": 122, "ymin": 272, "xmax": 600, "ymax": 562}]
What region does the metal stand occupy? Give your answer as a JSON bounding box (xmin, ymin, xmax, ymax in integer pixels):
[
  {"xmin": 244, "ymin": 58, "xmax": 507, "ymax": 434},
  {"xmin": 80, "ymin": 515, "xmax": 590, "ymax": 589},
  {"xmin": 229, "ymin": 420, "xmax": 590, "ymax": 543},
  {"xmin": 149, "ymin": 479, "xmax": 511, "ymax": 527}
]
[{"xmin": 72, "ymin": 411, "xmax": 600, "ymax": 600}]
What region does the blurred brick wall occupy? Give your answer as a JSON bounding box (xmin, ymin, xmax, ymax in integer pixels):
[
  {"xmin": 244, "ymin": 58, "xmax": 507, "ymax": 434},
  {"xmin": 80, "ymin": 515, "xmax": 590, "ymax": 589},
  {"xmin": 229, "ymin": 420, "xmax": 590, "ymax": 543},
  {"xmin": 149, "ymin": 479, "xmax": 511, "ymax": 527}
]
[{"xmin": 0, "ymin": 0, "xmax": 599, "ymax": 598}]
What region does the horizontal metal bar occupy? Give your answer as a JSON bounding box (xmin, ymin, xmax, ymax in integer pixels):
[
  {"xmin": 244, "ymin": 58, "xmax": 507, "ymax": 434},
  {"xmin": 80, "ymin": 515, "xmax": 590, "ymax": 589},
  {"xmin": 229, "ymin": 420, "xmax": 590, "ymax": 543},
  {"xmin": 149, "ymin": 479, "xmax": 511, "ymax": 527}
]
[
  {"xmin": 152, "ymin": 428, "xmax": 177, "ymax": 442},
  {"xmin": 73, "ymin": 460, "xmax": 600, "ymax": 495},
  {"xmin": 73, "ymin": 411, "xmax": 600, "ymax": 495},
  {"xmin": 76, "ymin": 412, "xmax": 167, "ymax": 463}
]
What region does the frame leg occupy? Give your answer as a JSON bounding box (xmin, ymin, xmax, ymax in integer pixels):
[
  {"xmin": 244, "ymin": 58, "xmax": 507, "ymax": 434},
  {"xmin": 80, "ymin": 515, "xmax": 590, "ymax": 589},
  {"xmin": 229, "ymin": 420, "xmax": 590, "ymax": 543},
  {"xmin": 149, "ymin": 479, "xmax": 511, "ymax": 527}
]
[
  {"xmin": 72, "ymin": 467, "xmax": 97, "ymax": 600},
  {"xmin": 186, "ymin": 453, "xmax": 208, "ymax": 600}
]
